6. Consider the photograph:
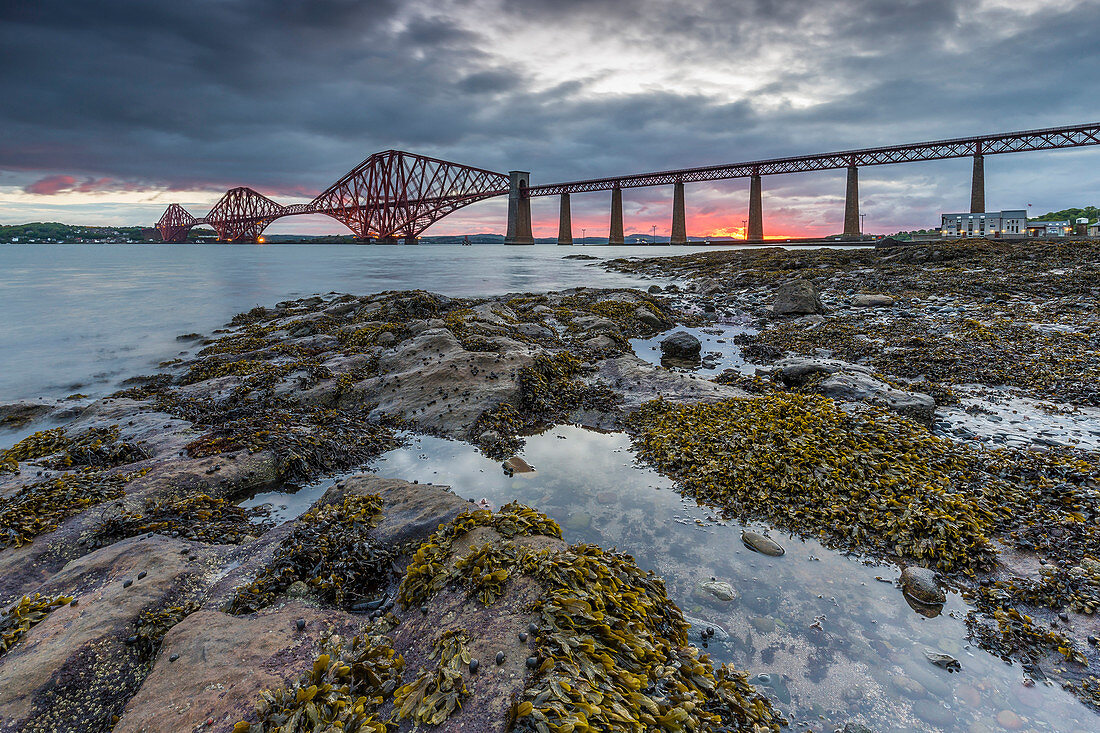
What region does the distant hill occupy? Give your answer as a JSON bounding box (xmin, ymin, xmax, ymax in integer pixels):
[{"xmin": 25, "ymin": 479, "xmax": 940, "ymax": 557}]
[{"xmin": 1029, "ymin": 206, "xmax": 1099, "ymax": 223}]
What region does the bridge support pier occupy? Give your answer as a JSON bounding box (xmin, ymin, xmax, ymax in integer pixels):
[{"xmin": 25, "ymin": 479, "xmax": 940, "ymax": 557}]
[
  {"xmin": 843, "ymin": 164, "xmax": 860, "ymax": 240},
  {"xmin": 557, "ymin": 193, "xmax": 573, "ymax": 245},
  {"xmin": 670, "ymin": 181, "xmax": 687, "ymax": 244},
  {"xmin": 747, "ymin": 173, "xmax": 763, "ymax": 242},
  {"xmin": 403, "ymin": 235, "xmax": 419, "ymax": 245},
  {"xmin": 971, "ymin": 152, "xmax": 985, "ymax": 213},
  {"xmin": 609, "ymin": 186, "xmax": 625, "ymax": 245},
  {"xmin": 377, "ymin": 236, "xmax": 398, "ymax": 244},
  {"xmin": 505, "ymin": 170, "xmax": 534, "ymax": 245}
]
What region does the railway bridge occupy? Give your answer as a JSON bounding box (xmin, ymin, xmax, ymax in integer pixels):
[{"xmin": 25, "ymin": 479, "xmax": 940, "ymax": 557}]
[{"xmin": 156, "ymin": 122, "xmax": 1100, "ymax": 244}]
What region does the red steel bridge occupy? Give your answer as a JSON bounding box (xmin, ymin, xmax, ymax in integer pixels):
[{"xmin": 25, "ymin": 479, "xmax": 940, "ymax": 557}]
[{"xmin": 156, "ymin": 122, "xmax": 1100, "ymax": 244}]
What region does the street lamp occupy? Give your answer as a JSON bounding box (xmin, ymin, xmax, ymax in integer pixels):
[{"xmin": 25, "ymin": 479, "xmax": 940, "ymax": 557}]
[
  {"xmin": 860, "ymin": 213, "xmax": 866, "ymax": 237},
  {"xmin": 582, "ymin": 228, "xmax": 586, "ymax": 245},
  {"xmin": 651, "ymin": 225, "xmax": 657, "ymax": 244}
]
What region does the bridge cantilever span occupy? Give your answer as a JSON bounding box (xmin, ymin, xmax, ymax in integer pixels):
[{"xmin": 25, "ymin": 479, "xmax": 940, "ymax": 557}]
[
  {"xmin": 156, "ymin": 150, "xmax": 510, "ymax": 243},
  {"xmin": 156, "ymin": 121, "xmax": 1099, "ymax": 244}
]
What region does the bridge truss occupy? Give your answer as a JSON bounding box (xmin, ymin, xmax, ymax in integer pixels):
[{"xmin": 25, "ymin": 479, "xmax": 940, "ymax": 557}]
[{"xmin": 524, "ymin": 121, "xmax": 1100, "ymax": 196}]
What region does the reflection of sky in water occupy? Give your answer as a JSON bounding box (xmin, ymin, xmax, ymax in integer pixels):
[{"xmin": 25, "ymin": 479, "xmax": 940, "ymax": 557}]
[
  {"xmin": 3, "ymin": 242, "xmax": 756, "ymax": 403},
  {"xmin": 630, "ymin": 324, "xmax": 759, "ymax": 377},
  {"xmin": 246, "ymin": 426, "xmax": 1095, "ymax": 732}
]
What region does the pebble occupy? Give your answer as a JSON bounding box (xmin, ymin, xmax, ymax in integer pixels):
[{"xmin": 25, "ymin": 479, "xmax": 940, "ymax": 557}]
[
  {"xmin": 519, "ymin": 632, "xmax": 528, "ymax": 642},
  {"xmin": 295, "ymin": 618, "xmax": 306, "ymax": 631},
  {"xmin": 526, "ymin": 656, "xmax": 539, "ymax": 669},
  {"xmin": 469, "ymin": 658, "xmax": 479, "ymax": 673},
  {"xmin": 123, "ymin": 579, "xmax": 133, "ymax": 588},
  {"xmin": 741, "ymin": 530, "xmax": 785, "ymax": 556},
  {"xmin": 528, "ymin": 622, "xmax": 538, "ymax": 634},
  {"xmin": 169, "ymin": 653, "xmax": 179, "ymax": 662},
  {"xmin": 137, "ymin": 571, "xmax": 147, "ymax": 580},
  {"xmin": 995, "ymin": 709, "xmax": 1023, "ymax": 730},
  {"xmin": 900, "ymin": 565, "xmax": 946, "ymax": 605},
  {"xmin": 496, "ymin": 651, "xmax": 505, "ymax": 665}
]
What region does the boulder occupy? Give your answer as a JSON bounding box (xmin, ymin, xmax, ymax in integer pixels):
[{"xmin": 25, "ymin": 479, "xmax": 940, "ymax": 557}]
[
  {"xmin": 900, "ymin": 565, "xmax": 946, "ymax": 605},
  {"xmin": 772, "ymin": 279, "xmax": 824, "ymax": 315},
  {"xmin": 816, "ymin": 372, "xmax": 935, "ymax": 425},
  {"xmin": 633, "ymin": 307, "xmax": 665, "ymax": 330},
  {"xmin": 660, "ymin": 332, "xmax": 702, "ymax": 359}
]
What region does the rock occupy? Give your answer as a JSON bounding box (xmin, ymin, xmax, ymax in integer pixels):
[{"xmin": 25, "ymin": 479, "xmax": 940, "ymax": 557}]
[
  {"xmin": 995, "ymin": 710, "xmax": 1023, "ymax": 730},
  {"xmin": 851, "ymin": 294, "xmax": 895, "ymax": 307},
  {"xmin": 647, "ymin": 285, "xmax": 662, "ymax": 294},
  {"xmin": 840, "ymin": 724, "xmax": 874, "ymax": 733},
  {"xmin": 815, "ymin": 372, "xmax": 936, "ymax": 425},
  {"xmin": 900, "ymin": 566, "xmax": 946, "ymax": 605},
  {"xmin": 741, "ymin": 530, "xmax": 785, "ymax": 556},
  {"xmin": 592, "ymin": 355, "xmax": 745, "ymax": 411},
  {"xmin": 694, "ymin": 579, "xmax": 738, "ymax": 604},
  {"xmin": 503, "ymin": 456, "xmax": 535, "ymax": 474},
  {"xmin": 924, "ymin": 650, "xmax": 961, "ymax": 672},
  {"xmin": 633, "ymin": 306, "xmax": 665, "ymax": 330},
  {"xmin": 583, "ymin": 335, "xmax": 618, "ymax": 351},
  {"xmin": 660, "ymin": 331, "xmax": 702, "ymax": 359},
  {"xmin": 750, "ymin": 616, "xmax": 776, "ymax": 633},
  {"xmin": 478, "ymin": 430, "xmax": 502, "ymax": 445},
  {"xmin": 0, "ymin": 400, "xmax": 56, "ymax": 429},
  {"xmin": 772, "ymin": 279, "xmax": 824, "ymax": 315},
  {"xmin": 565, "ymin": 512, "xmax": 591, "ymax": 531},
  {"xmin": 375, "ymin": 331, "xmax": 396, "ymax": 347}
]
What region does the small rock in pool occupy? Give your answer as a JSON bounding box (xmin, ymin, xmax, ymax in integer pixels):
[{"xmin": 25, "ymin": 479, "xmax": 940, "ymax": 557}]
[
  {"xmin": 900, "ymin": 566, "xmax": 946, "ymax": 605},
  {"xmin": 502, "ymin": 456, "xmax": 534, "ymax": 474},
  {"xmin": 695, "ymin": 579, "xmax": 738, "ymax": 603},
  {"xmin": 741, "ymin": 530, "xmax": 785, "ymax": 556},
  {"xmin": 924, "ymin": 650, "xmax": 961, "ymax": 672},
  {"xmin": 660, "ymin": 331, "xmax": 702, "ymax": 359}
]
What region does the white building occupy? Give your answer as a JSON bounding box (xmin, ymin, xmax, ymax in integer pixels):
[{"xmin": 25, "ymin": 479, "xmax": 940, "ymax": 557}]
[
  {"xmin": 940, "ymin": 210, "xmax": 1027, "ymax": 238},
  {"xmin": 1088, "ymin": 220, "xmax": 1100, "ymax": 237},
  {"xmin": 1025, "ymin": 220, "xmax": 1071, "ymax": 237}
]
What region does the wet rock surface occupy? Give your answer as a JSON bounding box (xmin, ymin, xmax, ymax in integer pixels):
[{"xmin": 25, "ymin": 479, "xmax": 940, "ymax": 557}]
[
  {"xmin": 659, "ymin": 330, "xmax": 702, "ymax": 358},
  {"xmin": 3, "ymin": 240, "xmax": 1100, "ymax": 729}
]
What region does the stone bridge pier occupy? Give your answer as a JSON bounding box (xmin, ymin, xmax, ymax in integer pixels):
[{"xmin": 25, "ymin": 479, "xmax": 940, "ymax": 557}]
[{"xmin": 504, "ymin": 170, "xmax": 534, "ymax": 245}]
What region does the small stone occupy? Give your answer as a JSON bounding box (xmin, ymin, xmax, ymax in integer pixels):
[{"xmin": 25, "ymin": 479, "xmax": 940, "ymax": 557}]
[
  {"xmin": 123, "ymin": 579, "xmax": 133, "ymax": 588},
  {"xmin": 741, "ymin": 530, "xmax": 785, "ymax": 556},
  {"xmin": 900, "ymin": 565, "xmax": 946, "ymax": 606},
  {"xmin": 503, "ymin": 456, "xmax": 535, "ymax": 474},
  {"xmin": 125, "ymin": 635, "xmax": 139, "ymax": 646},
  {"xmin": 420, "ymin": 604, "xmax": 428, "ymax": 614},
  {"xmin": 526, "ymin": 656, "xmax": 539, "ymax": 669},
  {"xmin": 696, "ymin": 579, "xmax": 738, "ymax": 603},
  {"xmin": 469, "ymin": 658, "xmax": 479, "ymax": 673},
  {"xmin": 295, "ymin": 618, "xmax": 306, "ymax": 631},
  {"xmin": 69, "ymin": 599, "xmax": 78, "ymax": 607},
  {"xmin": 137, "ymin": 571, "xmax": 147, "ymax": 580},
  {"xmin": 995, "ymin": 710, "xmax": 1023, "ymax": 730},
  {"xmin": 924, "ymin": 650, "xmax": 961, "ymax": 672},
  {"xmin": 519, "ymin": 632, "xmax": 528, "ymax": 642},
  {"xmin": 169, "ymin": 653, "xmax": 179, "ymax": 662},
  {"xmin": 528, "ymin": 622, "xmax": 538, "ymax": 634},
  {"xmin": 496, "ymin": 651, "xmax": 505, "ymax": 665}
]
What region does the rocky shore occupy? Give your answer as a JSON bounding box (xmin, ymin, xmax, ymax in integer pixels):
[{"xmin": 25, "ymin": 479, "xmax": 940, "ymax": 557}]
[{"xmin": 0, "ymin": 239, "xmax": 1098, "ymax": 731}]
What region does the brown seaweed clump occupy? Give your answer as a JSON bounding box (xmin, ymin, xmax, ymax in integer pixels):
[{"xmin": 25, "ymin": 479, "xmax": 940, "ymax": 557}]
[
  {"xmin": 93, "ymin": 493, "xmax": 271, "ymax": 547},
  {"xmin": 229, "ymin": 494, "xmax": 396, "ymax": 614},
  {"xmin": 0, "ymin": 593, "xmax": 73, "ymax": 656},
  {"xmin": 0, "ymin": 425, "xmax": 148, "ymax": 473},
  {"xmin": 0, "ymin": 471, "xmax": 138, "ymax": 548},
  {"xmin": 630, "ymin": 393, "xmax": 998, "ymax": 573},
  {"xmin": 399, "ymin": 504, "xmax": 783, "ymax": 732},
  {"xmin": 235, "ymin": 635, "xmax": 404, "ymax": 733}
]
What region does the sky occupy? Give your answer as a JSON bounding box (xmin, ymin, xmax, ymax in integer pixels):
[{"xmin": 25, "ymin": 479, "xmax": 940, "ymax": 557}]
[{"xmin": 1, "ymin": 0, "xmax": 1098, "ymax": 239}]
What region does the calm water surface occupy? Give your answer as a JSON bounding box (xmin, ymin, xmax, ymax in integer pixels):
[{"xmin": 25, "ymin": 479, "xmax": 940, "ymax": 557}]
[
  {"xmin": 0, "ymin": 242, "xmax": 734, "ymax": 403},
  {"xmin": 245, "ymin": 426, "xmax": 1096, "ymax": 733}
]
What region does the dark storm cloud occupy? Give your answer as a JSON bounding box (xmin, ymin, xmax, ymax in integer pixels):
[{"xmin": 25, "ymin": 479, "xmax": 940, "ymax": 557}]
[{"xmin": 2, "ymin": 0, "xmax": 1098, "ymax": 231}]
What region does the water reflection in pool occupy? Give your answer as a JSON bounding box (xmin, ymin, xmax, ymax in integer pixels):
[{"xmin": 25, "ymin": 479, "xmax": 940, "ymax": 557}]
[{"xmin": 247, "ymin": 426, "xmax": 1095, "ymax": 732}]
